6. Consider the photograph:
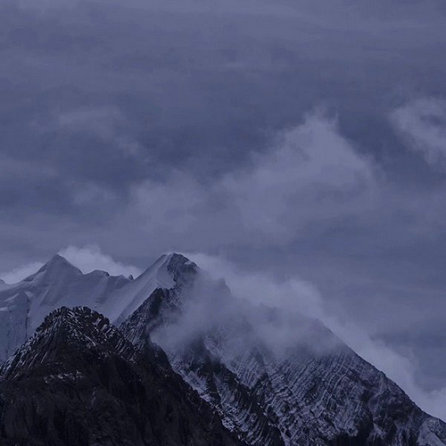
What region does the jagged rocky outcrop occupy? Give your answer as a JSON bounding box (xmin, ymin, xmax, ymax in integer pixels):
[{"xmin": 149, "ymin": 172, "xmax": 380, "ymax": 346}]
[
  {"xmin": 120, "ymin": 254, "xmax": 446, "ymax": 446},
  {"xmin": 0, "ymin": 306, "xmax": 240, "ymax": 446}
]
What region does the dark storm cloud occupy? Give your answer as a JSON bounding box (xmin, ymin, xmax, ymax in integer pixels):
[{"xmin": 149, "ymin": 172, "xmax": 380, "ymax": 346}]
[{"xmin": 1, "ymin": 0, "xmax": 446, "ymax": 416}]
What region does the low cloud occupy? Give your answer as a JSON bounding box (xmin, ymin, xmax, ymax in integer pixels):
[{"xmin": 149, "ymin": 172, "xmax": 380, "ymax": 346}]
[
  {"xmin": 223, "ymin": 111, "xmax": 375, "ymax": 238},
  {"xmin": 129, "ymin": 111, "xmax": 377, "ymax": 248},
  {"xmin": 186, "ymin": 252, "xmax": 446, "ymax": 421},
  {"xmin": 36, "ymin": 106, "xmax": 144, "ymax": 159},
  {"xmin": 152, "ymin": 254, "xmax": 341, "ymax": 366},
  {"xmin": 391, "ymin": 98, "xmax": 446, "ymax": 170},
  {"xmin": 59, "ymin": 245, "xmax": 142, "ymax": 277},
  {"xmin": 0, "ymin": 245, "xmax": 142, "ymax": 283},
  {"xmin": 0, "ymin": 262, "xmax": 44, "ymax": 284},
  {"xmin": 187, "ymin": 252, "xmax": 325, "ymax": 319}
]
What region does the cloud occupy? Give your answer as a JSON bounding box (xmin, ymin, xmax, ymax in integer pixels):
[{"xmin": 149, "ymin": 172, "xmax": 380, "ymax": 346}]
[
  {"xmin": 223, "ymin": 111, "xmax": 375, "ymax": 238},
  {"xmin": 0, "ymin": 262, "xmax": 45, "ymax": 284},
  {"xmin": 391, "ymin": 98, "xmax": 446, "ymax": 169},
  {"xmin": 0, "ymin": 245, "xmax": 142, "ymax": 283},
  {"xmin": 36, "ymin": 106, "xmax": 144, "ymax": 159},
  {"xmin": 17, "ymin": 0, "xmax": 81, "ymax": 11},
  {"xmin": 131, "ymin": 173, "xmax": 208, "ymax": 237},
  {"xmin": 153, "ymin": 252, "xmax": 341, "ymax": 369},
  {"xmin": 58, "ymin": 245, "xmax": 142, "ymax": 277},
  {"xmin": 71, "ymin": 182, "xmax": 117, "ymax": 207},
  {"xmin": 186, "ymin": 252, "xmax": 446, "ymax": 421},
  {"xmin": 129, "ymin": 111, "xmax": 377, "ymax": 248},
  {"xmin": 187, "ymin": 252, "xmax": 325, "ymax": 319},
  {"xmin": 55, "ymin": 107, "xmax": 122, "ymax": 137},
  {"xmin": 336, "ymin": 322, "xmax": 446, "ymax": 422}
]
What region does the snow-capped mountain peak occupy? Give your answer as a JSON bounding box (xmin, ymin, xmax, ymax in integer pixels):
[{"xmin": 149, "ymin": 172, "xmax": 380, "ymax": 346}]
[
  {"xmin": 0, "ymin": 252, "xmax": 199, "ymax": 362},
  {"xmin": 106, "ymin": 252, "xmax": 198, "ymax": 323},
  {"xmin": 140, "ymin": 252, "xmax": 198, "ymax": 283},
  {"xmin": 0, "ymin": 254, "xmax": 128, "ymax": 361},
  {"xmin": 23, "ymin": 254, "xmax": 81, "ymax": 283},
  {"xmin": 37, "ymin": 253, "xmax": 79, "ymax": 272}
]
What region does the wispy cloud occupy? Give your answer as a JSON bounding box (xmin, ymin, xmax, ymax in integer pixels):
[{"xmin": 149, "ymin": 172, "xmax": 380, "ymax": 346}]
[
  {"xmin": 391, "ymin": 98, "xmax": 446, "ymax": 170},
  {"xmin": 186, "ymin": 252, "xmax": 446, "ymax": 421},
  {"xmin": 129, "ymin": 111, "xmax": 377, "ymax": 248},
  {"xmin": 59, "ymin": 245, "xmax": 142, "ymax": 277},
  {"xmin": 0, "ymin": 262, "xmax": 44, "ymax": 284}
]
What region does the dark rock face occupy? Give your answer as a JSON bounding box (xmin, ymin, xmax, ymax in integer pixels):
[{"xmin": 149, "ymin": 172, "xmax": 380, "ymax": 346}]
[{"xmin": 0, "ymin": 307, "xmax": 241, "ymax": 446}]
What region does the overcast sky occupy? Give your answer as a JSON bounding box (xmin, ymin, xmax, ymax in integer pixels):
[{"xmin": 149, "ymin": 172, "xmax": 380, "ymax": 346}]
[{"xmin": 1, "ymin": 0, "xmax": 446, "ymax": 418}]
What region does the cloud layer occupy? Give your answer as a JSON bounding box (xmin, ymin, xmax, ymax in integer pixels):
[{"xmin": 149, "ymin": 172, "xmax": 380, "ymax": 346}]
[
  {"xmin": 58, "ymin": 245, "xmax": 142, "ymax": 277},
  {"xmin": 0, "ymin": 246, "xmax": 141, "ymax": 283},
  {"xmin": 391, "ymin": 98, "xmax": 446, "ymax": 169},
  {"xmin": 127, "ymin": 111, "xmax": 376, "ymax": 248}
]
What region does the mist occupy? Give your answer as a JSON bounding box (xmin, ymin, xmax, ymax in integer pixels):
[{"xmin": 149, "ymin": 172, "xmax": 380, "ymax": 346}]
[{"xmin": 182, "ymin": 253, "xmax": 446, "ymax": 421}]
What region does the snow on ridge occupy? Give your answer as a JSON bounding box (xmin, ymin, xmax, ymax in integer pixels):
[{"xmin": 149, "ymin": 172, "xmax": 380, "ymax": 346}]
[{"xmin": 0, "ymin": 251, "xmax": 197, "ymax": 363}]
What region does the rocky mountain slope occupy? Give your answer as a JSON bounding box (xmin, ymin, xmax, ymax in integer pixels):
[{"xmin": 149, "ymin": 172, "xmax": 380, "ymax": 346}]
[
  {"xmin": 120, "ymin": 254, "xmax": 446, "ymax": 446},
  {"xmin": 0, "ymin": 306, "xmax": 240, "ymax": 446},
  {"xmin": 0, "ymin": 252, "xmax": 445, "ymax": 445}
]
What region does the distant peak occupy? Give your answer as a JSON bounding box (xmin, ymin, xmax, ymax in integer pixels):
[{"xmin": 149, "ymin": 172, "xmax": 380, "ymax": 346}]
[
  {"xmin": 160, "ymin": 253, "xmax": 198, "ymax": 288},
  {"xmin": 49, "ymin": 253, "xmax": 71, "ymax": 265},
  {"xmin": 162, "ymin": 252, "xmax": 196, "ymax": 268},
  {"xmin": 18, "ymin": 254, "xmax": 81, "ymax": 283},
  {"xmin": 38, "ymin": 254, "xmax": 81, "ymax": 274},
  {"xmin": 129, "ymin": 252, "xmax": 197, "ymax": 294},
  {"xmin": 139, "ymin": 252, "xmax": 197, "ymax": 278}
]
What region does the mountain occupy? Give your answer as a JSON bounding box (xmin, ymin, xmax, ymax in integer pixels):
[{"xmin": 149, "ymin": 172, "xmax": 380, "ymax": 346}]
[
  {"xmin": 0, "ymin": 253, "xmax": 185, "ymax": 361},
  {"xmin": 0, "ymin": 252, "xmax": 445, "ymax": 445},
  {"xmin": 120, "ymin": 254, "xmax": 446, "ymax": 446},
  {"xmin": 0, "ymin": 306, "xmax": 240, "ymax": 446}
]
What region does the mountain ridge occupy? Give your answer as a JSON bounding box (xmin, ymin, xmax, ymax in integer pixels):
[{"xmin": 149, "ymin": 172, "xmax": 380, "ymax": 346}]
[
  {"xmin": 0, "ymin": 252, "xmax": 189, "ymax": 361},
  {"xmin": 0, "ymin": 252, "xmax": 445, "ymax": 445},
  {"xmin": 0, "ymin": 305, "xmax": 241, "ymax": 446},
  {"xmin": 118, "ymin": 255, "xmax": 446, "ymax": 446}
]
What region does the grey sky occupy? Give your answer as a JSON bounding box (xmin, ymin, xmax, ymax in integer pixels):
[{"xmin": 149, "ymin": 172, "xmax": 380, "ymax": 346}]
[{"xmin": 1, "ymin": 0, "xmax": 446, "ymax": 416}]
